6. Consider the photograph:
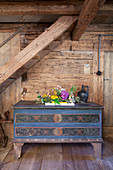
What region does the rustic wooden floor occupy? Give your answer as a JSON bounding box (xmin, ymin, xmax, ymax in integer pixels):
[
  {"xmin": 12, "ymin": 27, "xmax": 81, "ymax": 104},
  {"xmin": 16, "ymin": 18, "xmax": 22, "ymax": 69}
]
[{"xmin": 1, "ymin": 138, "xmax": 113, "ymax": 170}]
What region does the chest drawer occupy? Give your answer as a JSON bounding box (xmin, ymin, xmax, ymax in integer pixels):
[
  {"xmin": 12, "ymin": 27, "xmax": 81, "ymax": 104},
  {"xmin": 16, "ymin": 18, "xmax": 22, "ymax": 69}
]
[
  {"xmin": 14, "ymin": 109, "xmax": 101, "ymax": 124},
  {"xmin": 15, "ymin": 113, "xmax": 100, "ymax": 123},
  {"xmin": 15, "ymin": 126, "xmax": 100, "ymax": 138}
]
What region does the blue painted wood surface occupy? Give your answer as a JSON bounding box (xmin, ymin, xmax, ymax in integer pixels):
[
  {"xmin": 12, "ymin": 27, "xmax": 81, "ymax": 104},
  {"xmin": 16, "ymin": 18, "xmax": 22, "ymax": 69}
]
[{"xmin": 13, "ymin": 101, "xmax": 103, "ymax": 142}]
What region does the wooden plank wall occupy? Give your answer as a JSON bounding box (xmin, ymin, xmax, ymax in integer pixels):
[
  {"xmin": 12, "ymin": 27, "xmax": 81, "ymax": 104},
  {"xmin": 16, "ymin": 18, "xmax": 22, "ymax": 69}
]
[
  {"xmin": 104, "ymin": 52, "xmax": 113, "ymax": 126},
  {"xmin": 0, "ymin": 33, "xmax": 20, "ymax": 66},
  {"xmin": 20, "ymin": 24, "xmax": 113, "ymax": 127},
  {"xmin": 1, "ymin": 78, "xmax": 21, "ymax": 138},
  {"xmin": 0, "ymin": 33, "xmax": 21, "ymax": 138},
  {"xmin": 0, "ymin": 24, "xmax": 50, "ymax": 138},
  {"xmin": 0, "ymin": 24, "xmax": 113, "ymax": 139},
  {"xmin": 22, "ymin": 51, "xmax": 94, "ymax": 101}
]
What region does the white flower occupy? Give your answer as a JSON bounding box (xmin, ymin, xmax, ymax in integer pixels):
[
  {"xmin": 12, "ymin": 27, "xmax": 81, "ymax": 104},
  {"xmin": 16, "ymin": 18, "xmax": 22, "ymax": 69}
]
[
  {"xmin": 57, "ymin": 85, "xmax": 61, "ymax": 88},
  {"xmin": 61, "ymin": 88, "xmax": 66, "ymax": 91}
]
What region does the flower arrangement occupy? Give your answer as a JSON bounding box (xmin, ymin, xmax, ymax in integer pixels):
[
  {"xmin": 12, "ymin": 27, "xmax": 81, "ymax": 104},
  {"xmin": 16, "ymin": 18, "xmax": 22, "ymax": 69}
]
[{"xmin": 36, "ymin": 85, "xmax": 80, "ymax": 105}]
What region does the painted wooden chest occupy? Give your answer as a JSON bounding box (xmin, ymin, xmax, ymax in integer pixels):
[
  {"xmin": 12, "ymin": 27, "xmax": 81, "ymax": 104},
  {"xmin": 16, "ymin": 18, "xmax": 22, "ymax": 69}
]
[{"xmin": 12, "ymin": 101, "xmax": 103, "ymax": 159}]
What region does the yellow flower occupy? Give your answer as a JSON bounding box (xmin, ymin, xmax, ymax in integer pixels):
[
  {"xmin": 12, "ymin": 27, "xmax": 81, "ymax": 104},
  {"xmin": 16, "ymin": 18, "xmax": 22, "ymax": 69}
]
[
  {"xmin": 51, "ymin": 95, "xmax": 58, "ymax": 100},
  {"xmin": 43, "ymin": 95, "xmax": 47, "ymax": 98},
  {"xmin": 54, "ymin": 90, "xmax": 57, "ymax": 95}
]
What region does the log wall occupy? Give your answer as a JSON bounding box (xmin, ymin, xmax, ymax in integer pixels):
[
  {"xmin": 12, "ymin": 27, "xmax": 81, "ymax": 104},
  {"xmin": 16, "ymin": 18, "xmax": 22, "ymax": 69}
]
[
  {"xmin": 21, "ymin": 24, "xmax": 113, "ymax": 127},
  {"xmin": 0, "ymin": 24, "xmax": 50, "ymax": 138},
  {"xmin": 0, "ymin": 33, "xmax": 21, "ymax": 138},
  {"xmin": 22, "ymin": 51, "xmax": 94, "ymax": 101},
  {"xmin": 0, "ymin": 23, "xmax": 113, "ymax": 139}
]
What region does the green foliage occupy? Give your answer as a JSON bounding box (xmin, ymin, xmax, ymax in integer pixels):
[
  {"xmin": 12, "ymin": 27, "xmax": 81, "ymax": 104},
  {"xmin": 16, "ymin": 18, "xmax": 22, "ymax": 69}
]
[
  {"xmin": 69, "ymin": 86, "xmax": 77, "ymax": 94},
  {"xmin": 55, "ymin": 89, "xmax": 61, "ymax": 96},
  {"xmin": 43, "ymin": 96, "xmax": 51, "ymax": 103},
  {"xmin": 37, "ymin": 95, "xmax": 41, "ymax": 98},
  {"xmin": 54, "ymin": 98, "xmax": 60, "ymax": 105}
]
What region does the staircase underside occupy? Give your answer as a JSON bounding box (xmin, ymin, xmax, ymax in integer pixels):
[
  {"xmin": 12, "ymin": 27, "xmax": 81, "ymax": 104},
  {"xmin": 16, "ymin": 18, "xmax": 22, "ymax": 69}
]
[
  {"xmin": 0, "ymin": 40, "xmax": 60, "ymax": 93},
  {"xmin": 0, "ymin": 16, "xmax": 77, "ymax": 93}
]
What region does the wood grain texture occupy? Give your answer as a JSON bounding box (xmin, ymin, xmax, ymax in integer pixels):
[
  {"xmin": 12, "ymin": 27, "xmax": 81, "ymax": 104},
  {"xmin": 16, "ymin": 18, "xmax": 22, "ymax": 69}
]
[
  {"xmin": 19, "ymin": 143, "xmax": 44, "ymax": 170},
  {"xmin": 14, "ymin": 143, "xmax": 24, "ymax": 159},
  {"xmin": 0, "ymin": 1, "xmax": 81, "ymax": 16},
  {"xmin": 79, "ymin": 143, "xmax": 103, "ymax": 169},
  {"xmin": 100, "ymin": 141, "xmax": 113, "ymax": 169},
  {"xmin": 0, "ymin": 22, "xmax": 113, "ymax": 135},
  {"xmin": 0, "ymin": 33, "xmax": 20, "ymax": 92},
  {"xmin": 0, "ymin": 39, "xmax": 63, "ymax": 93},
  {"xmin": 91, "ymin": 143, "xmax": 102, "ymax": 160},
  {"xmin": 0, "ymin": 1, "xmax": 82, "ymax": 15},
  {"xmin": 2, "ymin": 137, "xmax": 113, "ymax": 170},
  {"xmin": 0, "ymin": 33, "xmax": 20, "ymax": 66},
  {"xmin": 0, "ymin": 16, "xmax": 77, "ymax": 85},
  {"xmin": 22, "ymin": 51, "xmax": 93, "ymax": 101},
  {"xmin": 104, "ymin": 52, "xmax": 113, "ymax": 126},
  {"xmin": 0, "ymin": 78, "xmax": 21, "ymax": 138},
  {"xmin": 0, "ymin": 33, "xmax": 21, "ymax": 138},
  {"xmin": 0, "ymin": 144, "xmax": 28, "ymax": 170},
  {"xmin": 0, "ymin": 30, "xmax": 70, "ymax": 93},
  {"xmin": 72, "ymin": 0, "xmax": 106, "ymax": 40},
  {"xmin": 62, "ymin": 144, "xmax": 75, "ymax": 170},
  {"xmin": 71, "ymin": 143, "xmax": 99, "ymax": 169},
  {"xmin": 103, "ymin": 127, "xmax": 113, "ymax": 139},
  {"xmin": 0, "ymin": 95, "xmax": 2, "ymax": 113},
  {"xmin": 41, "ymin": 144, "xmax": 62, "ymax": 170}
]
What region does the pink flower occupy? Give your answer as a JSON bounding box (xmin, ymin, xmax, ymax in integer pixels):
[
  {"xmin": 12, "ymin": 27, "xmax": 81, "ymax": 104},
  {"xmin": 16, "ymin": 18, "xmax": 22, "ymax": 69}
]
[{"xmin": 61, "ymin": 90, "xmax": 69, "ymax": 100}]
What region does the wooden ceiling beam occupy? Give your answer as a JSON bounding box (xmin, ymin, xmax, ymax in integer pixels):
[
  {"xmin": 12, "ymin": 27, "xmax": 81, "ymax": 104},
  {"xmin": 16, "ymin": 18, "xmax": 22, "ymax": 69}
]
[
  {"xmin": 0, "ymin": 3, "xmax": 111, "ymax": 16},
  {"xmin": 72, "ymin": 0, "xmax": 106, "ymax": 41},
  {"xmin": 0, "ymin": 2, "xmax": 82, "ymax": 15},
  {"xmin": 98, "ymin": 5, "xmax": 113, "ymax": 16},
  {"xmin": 0, "ymin": 16, "xmax": 77, "ymax": 85},
  {"xmin": 100, "ymin": 4, "xmax": 113, "ymax": 11}
]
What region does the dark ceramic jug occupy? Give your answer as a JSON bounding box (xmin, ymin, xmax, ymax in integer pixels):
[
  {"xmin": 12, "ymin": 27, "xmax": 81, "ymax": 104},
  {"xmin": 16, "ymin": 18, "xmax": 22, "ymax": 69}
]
[{"xmin": 78, "ymin": 85, "xmax": 89, "ymax": 102}]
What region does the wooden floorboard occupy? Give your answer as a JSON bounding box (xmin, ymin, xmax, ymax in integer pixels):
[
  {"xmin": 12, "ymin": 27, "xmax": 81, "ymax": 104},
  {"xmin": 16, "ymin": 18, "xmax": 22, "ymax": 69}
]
[
  {"xmin": 81, "ymin": 143, "xmax": 104, "ymax": 170},
  {"xmin": 19, "ymin": 143, "xmax": 44, "ymax": 170},
  {"xmin": 1, "ymin": 139, "xmax": 113, "ymax": 170},
  {"xmin": 62, "ymin": 143, "xmax": 75, "ymax": 170},
  {"xmin": 100, "ymin": 141, "xmax": 113, "ymax": 170},
  {"xmin": 0, "ymin": 144, "xmax": 28, "ymax": 170},
  {"xmin": 71, "ymin": 143, "xmax": 90, "ymax": 170},
  {"xmin": 41, "ymin": 144, "xmax": 62, "ymax": 170}
]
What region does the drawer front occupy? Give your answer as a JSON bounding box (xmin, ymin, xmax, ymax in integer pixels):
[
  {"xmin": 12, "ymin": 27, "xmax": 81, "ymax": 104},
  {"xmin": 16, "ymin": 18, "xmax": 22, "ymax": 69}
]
[
  {"xmin": 15, "ymin": 113, "xmax": 100, "ymax": 123},
  {"xmin": 15, "ymin": 127, "xmax": 100, "ymax": 137}
]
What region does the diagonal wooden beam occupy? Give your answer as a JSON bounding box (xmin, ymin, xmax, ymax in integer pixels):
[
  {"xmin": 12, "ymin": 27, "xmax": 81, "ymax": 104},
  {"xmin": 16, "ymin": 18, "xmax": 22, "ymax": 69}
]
[
  {"xmin": 72, "ymin": 0, "xmax": 106, "ymax": 41},
  {"xmin": 0, "ymin": 16, "xmax": 77, "ymax": 85},
  {"xmin": 0, "ymin": 40, "xmax": 60, "ymax": 93},
  {"xmin": 0, "ymin": 32, "xmax": 70, "ymax": 93}
]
